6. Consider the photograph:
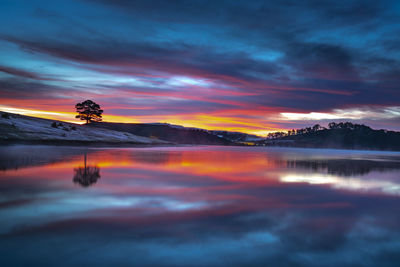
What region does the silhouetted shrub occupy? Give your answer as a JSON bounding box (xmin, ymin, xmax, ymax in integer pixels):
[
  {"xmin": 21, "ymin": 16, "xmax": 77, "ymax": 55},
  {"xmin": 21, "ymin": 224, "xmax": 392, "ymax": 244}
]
[
  {"xmin": 1, "ymin": 113, "xmax": 10, "ymax": 119},
  {"xmin": 58, "ymin": 122, "xmax": 63, "ymax": 127},
  {"xmin": 71, "ymin": 126, "xmax": 77, "ymax": 131},
  {"xmin": 51, "ymin": 122, "xmax": 58, "ymax": 128}
]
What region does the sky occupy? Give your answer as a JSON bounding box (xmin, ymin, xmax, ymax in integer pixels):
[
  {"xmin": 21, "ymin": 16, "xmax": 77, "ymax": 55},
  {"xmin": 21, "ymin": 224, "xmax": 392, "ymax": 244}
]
[{"xmin": 0, "ymin": 0, "xmax": 400, "ymax": 135}]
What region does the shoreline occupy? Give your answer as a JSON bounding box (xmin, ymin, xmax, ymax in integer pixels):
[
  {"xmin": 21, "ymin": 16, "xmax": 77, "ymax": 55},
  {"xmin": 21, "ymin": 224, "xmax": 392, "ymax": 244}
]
[
  {"xmin": 0, "ymin": 139, "xmax": 175, "ymax": 147},
  {"xmin": 1, "ymin": 139, "xmax": 400, "ymax": 152}
]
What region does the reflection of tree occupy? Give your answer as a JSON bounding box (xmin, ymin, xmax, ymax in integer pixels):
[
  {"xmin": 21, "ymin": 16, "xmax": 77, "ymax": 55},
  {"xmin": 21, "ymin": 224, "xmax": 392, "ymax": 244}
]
[{"xmin": 73, "ymin": 153, "xmax": 101, "ymax": 187}]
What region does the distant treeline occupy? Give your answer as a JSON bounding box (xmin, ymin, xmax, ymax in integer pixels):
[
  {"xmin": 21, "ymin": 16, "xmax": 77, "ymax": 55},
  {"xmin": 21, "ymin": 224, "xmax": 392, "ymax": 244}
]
[
  {"xmin": 262, "ymin": 122, "xmax": 400, "ymax": 151},
  {"xmin": 267, "ymin": 122, "xmax": 382, "ymax": 139}
]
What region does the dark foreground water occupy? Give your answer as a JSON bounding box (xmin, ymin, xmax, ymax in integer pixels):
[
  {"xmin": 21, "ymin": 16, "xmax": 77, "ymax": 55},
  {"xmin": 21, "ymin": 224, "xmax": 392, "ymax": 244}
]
[{"xmin": 1, "ymin": 145, "xmax": 400, "ymax": 266}]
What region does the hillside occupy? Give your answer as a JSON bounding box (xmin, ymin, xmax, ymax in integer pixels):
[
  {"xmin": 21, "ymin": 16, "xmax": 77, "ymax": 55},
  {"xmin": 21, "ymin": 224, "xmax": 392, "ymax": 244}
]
[
  {"xmin": 261, "ymin": 123, "xmax": 400, "ymax": 151},
  {"xmin": 0, "ymin": 112, "xmax": 169, "ymax": 145},
  {"xmin": 89, "ymin": 122, "xmax": 233, "ymax": 145},
  {"xmin": 208, "ymin": 130, "xmax": 263, "ymax": 143}
]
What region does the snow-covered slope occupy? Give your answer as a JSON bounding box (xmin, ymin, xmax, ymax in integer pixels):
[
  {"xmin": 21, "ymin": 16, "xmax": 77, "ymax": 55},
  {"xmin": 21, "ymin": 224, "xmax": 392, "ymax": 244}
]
[{"xmin": 0, "ymin": 112, "xmax": 169, "ymax": 144}]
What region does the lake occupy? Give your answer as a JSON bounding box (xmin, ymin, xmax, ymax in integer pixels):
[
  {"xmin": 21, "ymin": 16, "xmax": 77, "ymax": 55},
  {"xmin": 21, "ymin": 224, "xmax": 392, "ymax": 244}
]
[{"xmin": 1, "ymin": 145, "xmax": 400, "ymax": 266}]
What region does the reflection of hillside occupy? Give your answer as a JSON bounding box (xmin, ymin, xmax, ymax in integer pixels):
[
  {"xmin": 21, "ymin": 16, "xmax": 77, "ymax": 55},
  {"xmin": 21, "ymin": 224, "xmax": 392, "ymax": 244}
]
[
  {"xmin": 286, "ymin": 159, "xmax": 400, "ymax": 176},
  {"xmin": 73, "ymin": 154, "xmax": 101, "ymax": 187},
  {"xmin": 0, "ymin": 146, "xmax": 88, "ymax": 171}
]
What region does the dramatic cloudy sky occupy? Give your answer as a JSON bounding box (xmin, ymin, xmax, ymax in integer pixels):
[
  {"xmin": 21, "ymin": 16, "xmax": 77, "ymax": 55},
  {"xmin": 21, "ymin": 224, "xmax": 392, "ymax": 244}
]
[{"xmin": 1, "ymin": 0, "xmax": 400, "ymax": 135}]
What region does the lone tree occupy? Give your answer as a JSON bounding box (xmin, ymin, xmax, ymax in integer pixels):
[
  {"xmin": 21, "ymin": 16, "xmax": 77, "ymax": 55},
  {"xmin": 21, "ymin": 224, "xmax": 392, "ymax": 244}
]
[{"xmin": 75, "ymin": 100, "xmax": 103, "ymax": 124}]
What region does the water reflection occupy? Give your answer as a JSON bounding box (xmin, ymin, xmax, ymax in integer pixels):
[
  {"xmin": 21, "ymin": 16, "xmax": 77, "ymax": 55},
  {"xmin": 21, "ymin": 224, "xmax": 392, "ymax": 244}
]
[
  {"xmin": 281, "ymin": 173, "xmax": 400, "ymax": 195},
  {"xmin": 0, "ymin": 145, "xmax": 87, "ymax": 171},
  {"xmin": 286, "ymin": 159, "xmax": 400, "ymax": 176},
  {"xmin": 73, "ymin": 153, "xmax": 101, "ymax": 187},
  {"xmin": 0, "ymin": 146, "xmax": 400, "ymax": 266}
]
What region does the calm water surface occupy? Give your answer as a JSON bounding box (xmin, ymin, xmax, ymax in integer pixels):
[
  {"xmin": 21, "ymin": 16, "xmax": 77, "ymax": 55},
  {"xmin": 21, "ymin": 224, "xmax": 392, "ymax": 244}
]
[{"xmin": 1, "ymin": 145, "xmax": 400, "ymax": 266}]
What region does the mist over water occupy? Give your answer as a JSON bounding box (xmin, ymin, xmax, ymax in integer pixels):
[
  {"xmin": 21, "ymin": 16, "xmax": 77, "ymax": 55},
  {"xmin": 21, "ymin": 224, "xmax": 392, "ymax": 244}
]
[{"xmin": 1, "ymin": 145, "xmax": 400, "ymax": 266}]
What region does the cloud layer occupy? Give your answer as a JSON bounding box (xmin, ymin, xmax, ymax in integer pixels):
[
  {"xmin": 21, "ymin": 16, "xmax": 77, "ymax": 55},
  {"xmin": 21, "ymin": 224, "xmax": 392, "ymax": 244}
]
[{"xmin": 0, "ymin": 0, "xmax": 400, "ymax": 133}]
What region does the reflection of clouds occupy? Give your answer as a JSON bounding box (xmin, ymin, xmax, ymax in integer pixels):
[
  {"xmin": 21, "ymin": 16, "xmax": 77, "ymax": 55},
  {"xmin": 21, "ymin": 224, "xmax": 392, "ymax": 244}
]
[
  {"xmin": 281, "ymin": 174, "xmax": 337, "ymax": 184},
  {"xmin": 281, "ymin": 174, "xmax": 400, "ymax": 195}
]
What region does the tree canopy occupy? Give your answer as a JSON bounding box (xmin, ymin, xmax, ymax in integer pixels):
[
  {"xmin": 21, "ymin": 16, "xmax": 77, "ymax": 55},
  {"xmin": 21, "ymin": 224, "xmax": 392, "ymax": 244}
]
[
  {"xmin": 266, "ymin": 122, "xmax": 374, "ymax": 139},
  {"xmin": 75, "ymin": 100, "xmax": 103, "ymax": 124}
]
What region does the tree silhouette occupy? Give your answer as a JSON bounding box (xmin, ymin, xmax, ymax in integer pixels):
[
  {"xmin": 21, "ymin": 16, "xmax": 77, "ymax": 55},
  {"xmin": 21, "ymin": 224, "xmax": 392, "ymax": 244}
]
[
  {"xmin": 73, "ymin": 153, "xmax": 101, "ymax": 187},
  {"xmin": 75, "ymin": 100, "xmax": 103, "ymax": 124},
  {"xmin": 312, "ymin": 124, "xmax": 321, "ymax": 132}
]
